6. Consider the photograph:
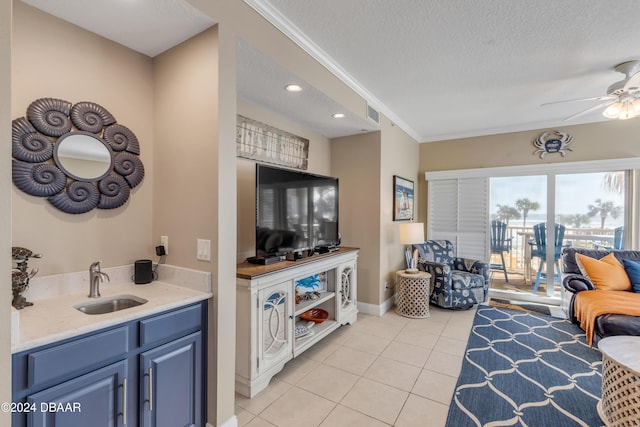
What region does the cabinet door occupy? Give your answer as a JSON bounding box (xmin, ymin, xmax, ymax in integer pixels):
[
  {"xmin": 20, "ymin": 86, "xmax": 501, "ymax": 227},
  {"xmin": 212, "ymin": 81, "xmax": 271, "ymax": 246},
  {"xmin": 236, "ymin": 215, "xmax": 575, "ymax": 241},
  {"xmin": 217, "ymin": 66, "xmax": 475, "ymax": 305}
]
[
  {"xmin": 338, "ymin": 262, "xmax": 358, "ymax": 324},
  {"xmin": 27, "ymin": 360, "xmax": 127, "ymax": 427},
  {"xmin": 140, "ymin": 332, "xmax": 202, "ymax": 427},
  {"xmin": 257, "ymin": 281, "xmax": 292, "ymax": 374}
]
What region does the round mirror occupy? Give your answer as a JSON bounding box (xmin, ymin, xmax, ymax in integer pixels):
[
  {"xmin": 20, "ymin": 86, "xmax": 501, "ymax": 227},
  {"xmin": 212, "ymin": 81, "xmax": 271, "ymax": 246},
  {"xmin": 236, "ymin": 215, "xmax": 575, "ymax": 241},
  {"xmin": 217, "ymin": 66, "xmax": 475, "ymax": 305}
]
[{"xmin": 53, "ymin": 132, "xmax": 113, "ymax": 181}]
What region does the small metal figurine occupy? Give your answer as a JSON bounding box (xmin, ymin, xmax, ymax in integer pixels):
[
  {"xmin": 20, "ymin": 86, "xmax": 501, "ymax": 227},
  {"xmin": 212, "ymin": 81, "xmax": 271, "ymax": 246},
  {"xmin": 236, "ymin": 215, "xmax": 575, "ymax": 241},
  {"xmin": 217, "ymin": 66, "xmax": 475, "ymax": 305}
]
[{"xmin": 11, "ymin": 247, "xmax": 42, "ymax": 309}]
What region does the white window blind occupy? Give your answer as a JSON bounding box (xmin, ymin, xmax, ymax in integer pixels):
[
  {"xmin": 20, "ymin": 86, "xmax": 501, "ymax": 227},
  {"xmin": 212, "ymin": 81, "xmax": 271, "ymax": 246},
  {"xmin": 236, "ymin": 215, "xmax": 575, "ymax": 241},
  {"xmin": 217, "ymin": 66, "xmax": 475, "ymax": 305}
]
[{"xmin": 428, "ymin": 177, "xmax": 488, "ymax": 261}]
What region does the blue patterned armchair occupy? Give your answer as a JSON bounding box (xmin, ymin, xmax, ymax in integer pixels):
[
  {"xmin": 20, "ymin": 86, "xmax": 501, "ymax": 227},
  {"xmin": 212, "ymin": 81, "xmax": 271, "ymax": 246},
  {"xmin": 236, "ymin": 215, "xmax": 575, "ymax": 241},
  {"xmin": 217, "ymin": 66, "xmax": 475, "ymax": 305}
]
[{"xmin": 413, "ymin": 240, "xmax": 489, "ymax": 309}]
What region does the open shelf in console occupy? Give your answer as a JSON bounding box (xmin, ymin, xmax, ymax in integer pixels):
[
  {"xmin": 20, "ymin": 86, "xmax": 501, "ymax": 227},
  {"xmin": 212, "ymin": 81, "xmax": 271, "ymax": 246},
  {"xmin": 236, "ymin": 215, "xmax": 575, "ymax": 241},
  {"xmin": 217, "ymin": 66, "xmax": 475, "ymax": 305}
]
[
  {"xmin": 294, "ymin": 318, "xmax": 337, "ymax": 356},
  {"xmin": 292, "ymin": 268, "xmax": 338, "ymax": 355},
  {"xmin": 294, "ymin": 291, "xmax": 335, "ymax": 315}
]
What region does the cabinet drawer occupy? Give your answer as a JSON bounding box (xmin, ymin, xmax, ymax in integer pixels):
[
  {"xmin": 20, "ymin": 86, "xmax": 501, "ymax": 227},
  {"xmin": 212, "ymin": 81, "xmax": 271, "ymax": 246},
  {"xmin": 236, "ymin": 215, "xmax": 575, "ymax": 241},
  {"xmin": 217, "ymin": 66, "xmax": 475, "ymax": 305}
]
[
  {"xmin": 28, "ymin": 326, "xmax": 129, "ymax": 388},
  {"xmin": 139, "ymin": 303, "xmax": 202, "ymax": 347}
]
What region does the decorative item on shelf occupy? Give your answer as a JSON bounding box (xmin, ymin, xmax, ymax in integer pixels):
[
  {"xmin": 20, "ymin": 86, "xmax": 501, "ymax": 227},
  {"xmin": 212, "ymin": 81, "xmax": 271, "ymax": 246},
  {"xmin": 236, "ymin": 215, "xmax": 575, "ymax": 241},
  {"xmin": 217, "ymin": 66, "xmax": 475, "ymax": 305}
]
[
  {"xmin": 12, "ymin": 98, "xmax": 145, "ymax": 214},
  {"xmin": 11, "ymin": 246, "xmax": 42, "ymax": 309},
  {"xmin": 299, "ymin": 308, "xmax": 329, "ymax": 323},
  {"xmin": 399, "ymin": 221, "xmax": 424, "ymax": 273},
  {"xmin": 294, "ymin": 321, "xmax": 316, "ymax": 340},
  {"xmin": 393, "ymin": 175, "xmax": 414, "ymax": 221},
  {"xmin": 295, "ymin": 272, "xmax": 327, "ymax": 294},
  {"xmin": 532, "ymin": 130, "xmax": 573, "ymax": 158},
  {"xmin": 303, "ymin": 291, "xmax": 321, "ymax": 301}
]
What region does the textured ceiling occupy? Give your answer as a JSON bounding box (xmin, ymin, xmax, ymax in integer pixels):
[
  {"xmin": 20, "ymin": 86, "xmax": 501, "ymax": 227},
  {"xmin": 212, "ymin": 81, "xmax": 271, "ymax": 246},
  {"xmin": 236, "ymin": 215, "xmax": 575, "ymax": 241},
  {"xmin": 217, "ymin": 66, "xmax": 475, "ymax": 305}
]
[
  {"xmin": 249, "ymin": 0, "xmax": 640, "ymax": 142},
  {"xmin": 21, "ymin": 0, "xmax": 640, "ymax": 142}
]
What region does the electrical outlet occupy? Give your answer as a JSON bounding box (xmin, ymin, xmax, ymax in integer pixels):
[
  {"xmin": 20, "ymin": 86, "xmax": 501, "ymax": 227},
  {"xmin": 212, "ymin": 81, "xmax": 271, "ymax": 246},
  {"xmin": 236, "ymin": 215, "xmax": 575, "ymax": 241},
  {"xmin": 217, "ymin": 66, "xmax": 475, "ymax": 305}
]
[
  {"xmin": 160, "ymin": 236, "xmax": 169, "ymax": 255},
  {"xmin": 197, "ymin": 239, "xmax": 211, "ymax": 261}
]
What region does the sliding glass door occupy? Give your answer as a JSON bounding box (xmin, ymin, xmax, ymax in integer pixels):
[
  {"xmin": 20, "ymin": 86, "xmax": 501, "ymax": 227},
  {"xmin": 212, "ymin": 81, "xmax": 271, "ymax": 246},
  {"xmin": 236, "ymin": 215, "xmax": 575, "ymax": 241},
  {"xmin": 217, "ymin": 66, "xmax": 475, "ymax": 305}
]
[{"xmin": 488, "ymin": 170, "xmax": 627, "ymax": 298}]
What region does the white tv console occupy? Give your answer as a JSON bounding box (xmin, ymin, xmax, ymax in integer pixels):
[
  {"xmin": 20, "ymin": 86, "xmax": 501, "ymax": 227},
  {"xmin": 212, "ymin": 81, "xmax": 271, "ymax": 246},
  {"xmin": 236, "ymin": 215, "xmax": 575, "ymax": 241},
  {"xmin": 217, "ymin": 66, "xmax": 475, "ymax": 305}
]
[{"xmin": 235, "ymin": 247, "xmax": 359, "ymax": 398}]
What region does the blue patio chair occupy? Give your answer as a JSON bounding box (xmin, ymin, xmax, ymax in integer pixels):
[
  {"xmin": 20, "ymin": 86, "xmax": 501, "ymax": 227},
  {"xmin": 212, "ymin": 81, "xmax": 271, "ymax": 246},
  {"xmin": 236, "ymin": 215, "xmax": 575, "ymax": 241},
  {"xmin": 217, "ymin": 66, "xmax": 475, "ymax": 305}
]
[
  {"xmin": 594, "ymin": 226, "xmax": 624, "ymax": 251},
  {"xmin": 529, "ymin": 222, "xmax": 567, "ymax": 293},
  {"xmin": 490, "ymin": 220, "xmax": 512, "ymax": 282},
  {"xmin": 614, "ymin": 226, "xmax": 624, "ymax": 250}
]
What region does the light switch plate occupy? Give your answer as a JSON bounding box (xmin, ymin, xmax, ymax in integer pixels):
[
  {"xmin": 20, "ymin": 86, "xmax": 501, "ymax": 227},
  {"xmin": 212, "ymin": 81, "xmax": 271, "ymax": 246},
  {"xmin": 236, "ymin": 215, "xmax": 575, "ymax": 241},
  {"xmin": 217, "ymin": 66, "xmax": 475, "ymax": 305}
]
[{"xmin": 197, "ymin": 239, "xmax": 211, "ymax": 261}]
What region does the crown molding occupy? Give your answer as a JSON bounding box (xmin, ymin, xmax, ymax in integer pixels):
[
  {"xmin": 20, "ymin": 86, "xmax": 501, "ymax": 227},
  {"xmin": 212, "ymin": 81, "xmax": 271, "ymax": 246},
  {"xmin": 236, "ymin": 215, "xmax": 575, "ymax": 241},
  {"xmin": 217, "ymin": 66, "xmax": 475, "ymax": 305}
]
[{"xmin": 243, "ymin": 0, "xmax": 422, "ymax": 142}]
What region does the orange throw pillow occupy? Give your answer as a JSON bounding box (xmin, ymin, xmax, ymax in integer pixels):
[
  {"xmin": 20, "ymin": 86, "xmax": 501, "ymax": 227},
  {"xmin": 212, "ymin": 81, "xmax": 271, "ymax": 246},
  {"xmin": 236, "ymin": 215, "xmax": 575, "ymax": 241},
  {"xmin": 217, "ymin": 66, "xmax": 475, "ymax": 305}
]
[{"xmin": 575, "ymin": 253, "xmax": 631, "ymax": 291}]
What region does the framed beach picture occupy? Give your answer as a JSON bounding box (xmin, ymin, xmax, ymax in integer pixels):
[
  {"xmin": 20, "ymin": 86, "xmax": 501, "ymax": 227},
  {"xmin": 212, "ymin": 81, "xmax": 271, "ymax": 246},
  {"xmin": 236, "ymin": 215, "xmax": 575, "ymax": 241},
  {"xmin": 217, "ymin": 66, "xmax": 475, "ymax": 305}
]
[{"xmin": 393, "ymin": 175, "xmax": 414, "ymax": 221}]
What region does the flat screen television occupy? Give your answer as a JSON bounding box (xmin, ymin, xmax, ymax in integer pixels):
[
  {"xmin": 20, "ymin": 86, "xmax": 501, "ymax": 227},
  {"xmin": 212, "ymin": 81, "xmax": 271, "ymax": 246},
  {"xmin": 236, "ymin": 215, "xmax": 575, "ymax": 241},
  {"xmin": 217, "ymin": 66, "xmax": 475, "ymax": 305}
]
[{"xmin": 256, "ymin": 164, "xmax": 339, "ymax": 256}]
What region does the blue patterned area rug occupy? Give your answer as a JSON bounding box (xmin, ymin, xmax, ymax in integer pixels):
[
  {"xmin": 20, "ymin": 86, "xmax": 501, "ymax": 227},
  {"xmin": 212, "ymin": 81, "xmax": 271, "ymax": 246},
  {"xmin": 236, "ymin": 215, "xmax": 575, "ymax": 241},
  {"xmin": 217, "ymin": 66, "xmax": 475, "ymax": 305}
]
[{"xmin": 446, "ymin": 306, "xmax": 603, "ymax": 427}]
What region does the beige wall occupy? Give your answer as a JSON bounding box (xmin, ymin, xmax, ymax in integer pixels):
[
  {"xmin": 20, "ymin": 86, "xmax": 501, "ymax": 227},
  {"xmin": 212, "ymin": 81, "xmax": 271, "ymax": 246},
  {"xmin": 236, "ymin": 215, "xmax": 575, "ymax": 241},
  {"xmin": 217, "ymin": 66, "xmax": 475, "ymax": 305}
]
[
  {"xmin": 212, "ymin": 22, "xmax": 239, "ymax": 427},
  {"xmin": 331, "ymin": 117, "xmax": 420, "ymax": 308},
  {"xmin": 153, "ymin": 30, "xmax": 218, "ymax": 271},
  {"xmin": 0, "ymin": 0, "xmax": 12, "ymax": 423},
  {"xmin": 236, "ymin": 100, "xmax": 332, "ymax": 262},
  {"xmin": 331, "ymin": 132, "xmax": 382, "ymax": 305},
  {"xmin": 11, "ymin": 1, "xmax": 155, "ymax": 275},
  {"xmin": 420, "ymin": 120, "xmax": 640, "ymax": 173},
  {"xmin": 153, "ymin": 26, "xmax": 238, "ymax": 426},
  {"xmin": 379, "ymin": 116, "xmax": 420, "ymax": 304}
]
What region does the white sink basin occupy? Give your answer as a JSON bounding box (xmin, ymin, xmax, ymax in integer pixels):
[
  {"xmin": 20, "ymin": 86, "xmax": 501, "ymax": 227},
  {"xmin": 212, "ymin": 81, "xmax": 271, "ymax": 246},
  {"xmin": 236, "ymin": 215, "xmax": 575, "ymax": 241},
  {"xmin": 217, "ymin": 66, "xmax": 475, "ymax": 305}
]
[{"xmin": 74, "ymin": 294, "xmax": 148, "ymax": 315}]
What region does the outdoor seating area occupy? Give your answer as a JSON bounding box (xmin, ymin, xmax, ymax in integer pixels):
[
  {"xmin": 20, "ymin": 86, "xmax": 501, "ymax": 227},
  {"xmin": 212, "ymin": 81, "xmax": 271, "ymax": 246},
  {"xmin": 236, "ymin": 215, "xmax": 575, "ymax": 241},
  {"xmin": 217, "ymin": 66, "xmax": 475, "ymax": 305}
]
[{"xmin": 489, "ymin": 223, "xmax": 621, "ymax": 295}]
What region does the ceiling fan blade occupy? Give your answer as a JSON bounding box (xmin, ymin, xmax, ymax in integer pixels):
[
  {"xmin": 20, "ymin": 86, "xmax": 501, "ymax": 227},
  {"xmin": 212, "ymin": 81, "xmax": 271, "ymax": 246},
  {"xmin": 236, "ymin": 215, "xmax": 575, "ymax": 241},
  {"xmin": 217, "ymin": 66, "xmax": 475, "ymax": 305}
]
[
  {"xmin": 563, "ymin": 100, "xmax": 616, "ymax": 121},
  {"xmin": 542, "ymin": 95, "xmax": 617, "ymax": 106},
  {"xmin": 623, "ymin": 74, "xmax": 640, "ymax": 91}
]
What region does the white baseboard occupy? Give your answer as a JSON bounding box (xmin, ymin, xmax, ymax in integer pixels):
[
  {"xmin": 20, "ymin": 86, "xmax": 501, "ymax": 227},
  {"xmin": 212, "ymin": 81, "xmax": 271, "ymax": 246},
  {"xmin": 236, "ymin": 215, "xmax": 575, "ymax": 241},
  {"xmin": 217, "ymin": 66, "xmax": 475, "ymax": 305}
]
[
  {"xmin": 357, "ymin": 296, "xmax": 394, "ymax": 316},
  {"xmin": 210, "ymin": 414, "xmax": 238, "ymax": 427}
]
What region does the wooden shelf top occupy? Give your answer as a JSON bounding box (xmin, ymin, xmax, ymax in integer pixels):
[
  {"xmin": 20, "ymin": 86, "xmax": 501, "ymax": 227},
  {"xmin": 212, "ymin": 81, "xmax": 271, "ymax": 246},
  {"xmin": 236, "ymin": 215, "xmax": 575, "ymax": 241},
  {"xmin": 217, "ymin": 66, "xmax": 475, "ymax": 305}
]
[{"xmin": 237, "ymin": 247, "xmax": 359, "ymax": 279}]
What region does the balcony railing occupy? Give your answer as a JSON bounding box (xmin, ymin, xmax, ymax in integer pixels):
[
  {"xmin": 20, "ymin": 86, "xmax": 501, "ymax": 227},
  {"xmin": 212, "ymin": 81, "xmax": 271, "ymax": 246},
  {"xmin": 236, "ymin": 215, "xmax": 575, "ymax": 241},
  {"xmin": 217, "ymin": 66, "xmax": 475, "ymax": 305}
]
[{"xmin": 498, "ymin": 225, "xmax": 616, "ymax": 283}]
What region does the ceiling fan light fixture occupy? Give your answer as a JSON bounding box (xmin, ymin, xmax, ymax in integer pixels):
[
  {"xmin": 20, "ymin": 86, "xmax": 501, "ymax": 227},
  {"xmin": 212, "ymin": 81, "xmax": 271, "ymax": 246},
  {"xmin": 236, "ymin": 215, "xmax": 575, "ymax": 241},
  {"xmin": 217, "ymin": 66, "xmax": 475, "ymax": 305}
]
[
  {"xmin": 603, "ymin": 102, "xmax": 622, "ymax": 119},
  {"xmin": 617, "ymin": 99, "xmax": 636, "ymax": 120}
]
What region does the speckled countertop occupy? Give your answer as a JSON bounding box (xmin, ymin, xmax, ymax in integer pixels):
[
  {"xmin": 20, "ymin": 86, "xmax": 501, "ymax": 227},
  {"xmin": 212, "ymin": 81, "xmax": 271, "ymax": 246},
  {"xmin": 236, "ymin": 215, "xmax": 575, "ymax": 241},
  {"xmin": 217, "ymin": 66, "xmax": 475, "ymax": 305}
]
[{"xmin": 12, "ymin": 264, "xmax": 212, "ymax": 354}]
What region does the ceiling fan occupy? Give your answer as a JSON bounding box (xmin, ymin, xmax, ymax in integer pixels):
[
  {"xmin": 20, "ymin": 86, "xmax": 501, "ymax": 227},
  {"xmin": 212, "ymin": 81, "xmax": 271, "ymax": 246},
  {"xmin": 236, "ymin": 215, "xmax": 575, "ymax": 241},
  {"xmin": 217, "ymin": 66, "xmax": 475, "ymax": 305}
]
[{"xmin": 544, "ymin": 60, "xmax": 640, "ymax": 121}]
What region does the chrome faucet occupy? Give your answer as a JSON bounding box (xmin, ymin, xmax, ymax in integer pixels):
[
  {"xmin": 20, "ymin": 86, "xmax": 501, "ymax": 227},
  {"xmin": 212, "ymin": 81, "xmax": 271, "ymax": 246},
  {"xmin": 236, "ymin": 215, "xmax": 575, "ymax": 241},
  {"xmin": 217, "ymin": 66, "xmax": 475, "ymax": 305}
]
[{"xmin": 89, "ymin": 260, "xmax": 110, "ymax": 298}]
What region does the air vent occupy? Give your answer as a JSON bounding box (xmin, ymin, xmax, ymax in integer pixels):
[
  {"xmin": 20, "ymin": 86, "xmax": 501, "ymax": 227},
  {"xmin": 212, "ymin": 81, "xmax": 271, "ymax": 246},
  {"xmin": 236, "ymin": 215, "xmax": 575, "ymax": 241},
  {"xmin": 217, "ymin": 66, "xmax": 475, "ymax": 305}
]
[{"xmin": 366, "ymin": 104, "xmax": 380, "ymax": 124}]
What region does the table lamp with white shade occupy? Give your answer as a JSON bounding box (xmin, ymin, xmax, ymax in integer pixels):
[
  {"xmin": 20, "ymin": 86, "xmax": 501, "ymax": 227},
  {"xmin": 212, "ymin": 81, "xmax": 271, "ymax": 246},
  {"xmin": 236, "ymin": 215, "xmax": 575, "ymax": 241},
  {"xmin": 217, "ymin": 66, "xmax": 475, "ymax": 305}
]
[{"xmin": 399, "ymin": 222, "xmax": 424, "ymax": 273}]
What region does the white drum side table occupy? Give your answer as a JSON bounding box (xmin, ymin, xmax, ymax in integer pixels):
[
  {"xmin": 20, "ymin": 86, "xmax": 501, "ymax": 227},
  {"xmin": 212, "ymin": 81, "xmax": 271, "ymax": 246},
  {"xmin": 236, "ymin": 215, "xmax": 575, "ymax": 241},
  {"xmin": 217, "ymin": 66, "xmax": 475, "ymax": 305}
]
[
  {"xmin": 395, "ymin": 270, "xmax": 432, "ymax": 318},
  {"xmin": 597, "ymin": 335, "xmax": 640, "ymax": 427}
]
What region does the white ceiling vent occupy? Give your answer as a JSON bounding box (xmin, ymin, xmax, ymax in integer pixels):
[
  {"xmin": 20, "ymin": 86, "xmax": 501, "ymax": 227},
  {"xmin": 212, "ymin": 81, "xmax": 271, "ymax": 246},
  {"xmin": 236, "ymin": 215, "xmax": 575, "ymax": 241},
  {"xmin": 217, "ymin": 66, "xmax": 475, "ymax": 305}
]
[{"xmin": 367, "ymin": 104, "xmax": 380, "ymax": 124}]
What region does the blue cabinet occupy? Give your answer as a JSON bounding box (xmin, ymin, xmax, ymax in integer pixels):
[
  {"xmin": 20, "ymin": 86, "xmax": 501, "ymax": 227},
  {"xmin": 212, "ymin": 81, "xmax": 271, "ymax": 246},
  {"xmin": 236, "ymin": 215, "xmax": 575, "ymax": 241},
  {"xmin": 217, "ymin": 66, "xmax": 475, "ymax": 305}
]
[
  {"xmin": 12, "ymin": 301, "xmax": 206, "ymax": 427},
  {"xmin": 140, "ymin": 332, "xmax": 202, "ymax": 427},
  {"xmin": 27, "ymin": 360, "xmax": 127, "ymax": 427}
]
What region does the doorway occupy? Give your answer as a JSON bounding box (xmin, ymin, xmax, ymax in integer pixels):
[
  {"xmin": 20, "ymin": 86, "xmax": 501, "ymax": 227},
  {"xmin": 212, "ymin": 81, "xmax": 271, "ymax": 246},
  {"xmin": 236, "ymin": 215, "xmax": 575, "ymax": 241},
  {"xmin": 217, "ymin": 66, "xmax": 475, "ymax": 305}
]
[{"xmin": 489, "ymin": 175, "xmax": 547, "ymax": 295}]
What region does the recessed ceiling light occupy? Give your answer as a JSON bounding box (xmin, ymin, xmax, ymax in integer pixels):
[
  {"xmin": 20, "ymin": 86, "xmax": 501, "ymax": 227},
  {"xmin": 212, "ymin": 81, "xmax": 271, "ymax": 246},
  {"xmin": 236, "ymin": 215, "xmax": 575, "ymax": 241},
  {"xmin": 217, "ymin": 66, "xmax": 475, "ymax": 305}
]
[
  {"xmin": 285, "ymin": 84, "xmax": 302, "ymax": 92},
  {"xmin": 332, "ymin": 113, "xmax": 345, "ymax": 119}
]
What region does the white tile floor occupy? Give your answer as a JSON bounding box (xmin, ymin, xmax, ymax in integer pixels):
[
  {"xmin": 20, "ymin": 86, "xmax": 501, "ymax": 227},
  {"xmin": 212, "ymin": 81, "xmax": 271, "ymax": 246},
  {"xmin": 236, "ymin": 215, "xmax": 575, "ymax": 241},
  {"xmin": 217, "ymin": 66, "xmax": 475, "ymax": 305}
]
[{"xmin": 235, "ymin": 305, "xmax": 478, "ymax": 427}]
